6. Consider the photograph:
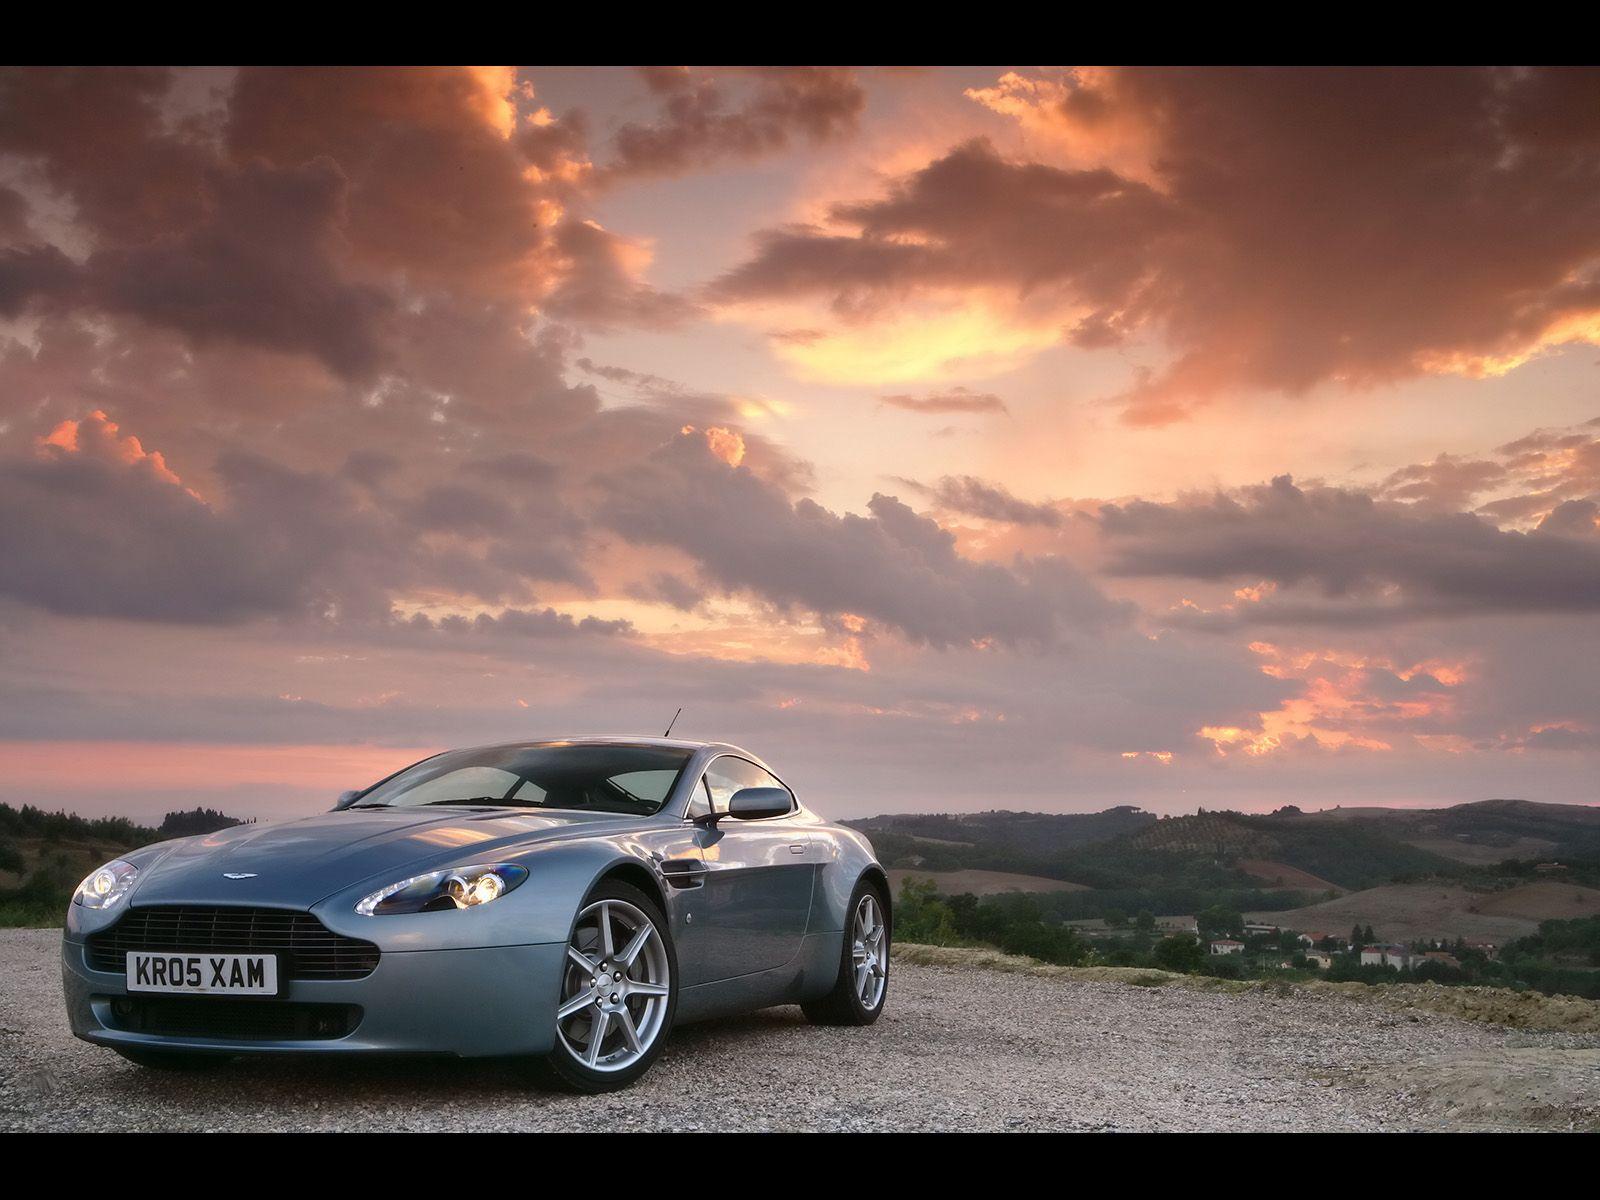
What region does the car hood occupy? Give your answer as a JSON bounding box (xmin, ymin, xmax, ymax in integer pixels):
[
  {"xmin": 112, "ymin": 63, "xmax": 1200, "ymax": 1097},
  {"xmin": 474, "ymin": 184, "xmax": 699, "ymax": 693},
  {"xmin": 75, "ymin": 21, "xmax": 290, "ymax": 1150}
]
[{"xmin": 126, "ymin": 807, "xmax": 639, "ymax": 908}]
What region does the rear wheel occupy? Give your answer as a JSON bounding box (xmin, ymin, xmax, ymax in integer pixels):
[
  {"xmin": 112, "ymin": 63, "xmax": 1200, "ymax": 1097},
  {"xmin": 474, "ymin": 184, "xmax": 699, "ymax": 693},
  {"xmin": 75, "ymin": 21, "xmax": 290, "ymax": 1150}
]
[
  {"xmin": 540, "ymin": 880, "xmax": 677, "ymax": 1092},
  {"xmin": 803, "ymin": 878, "xmax": 889, "ymax": 1026},
  {"xmin": 113, "ymin": 1047, "xmax": 231, "ymax": 1071}
]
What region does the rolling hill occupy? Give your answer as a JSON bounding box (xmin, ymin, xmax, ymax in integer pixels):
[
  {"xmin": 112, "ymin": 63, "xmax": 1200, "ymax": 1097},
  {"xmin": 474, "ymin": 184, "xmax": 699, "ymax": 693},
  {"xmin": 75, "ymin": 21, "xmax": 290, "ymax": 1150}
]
[
  {"xmin": 1247, "ymin": 881, "xmax": 1600, "ymax": 944},
  {"xmin": 857, "ymin": 800, "xmax": 1600, "ymax": 945}
]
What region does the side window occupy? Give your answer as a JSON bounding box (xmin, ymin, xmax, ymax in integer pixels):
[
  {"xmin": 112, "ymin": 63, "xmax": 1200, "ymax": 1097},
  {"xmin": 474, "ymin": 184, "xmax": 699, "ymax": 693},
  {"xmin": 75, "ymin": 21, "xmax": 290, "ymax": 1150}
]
[
  {"xmin": 685, "ymin": 778, "xmax": 712, "ymax": 821},
  {"xmin": 702, "ymin": 757, "xmax": 793, "ymax": 815}
]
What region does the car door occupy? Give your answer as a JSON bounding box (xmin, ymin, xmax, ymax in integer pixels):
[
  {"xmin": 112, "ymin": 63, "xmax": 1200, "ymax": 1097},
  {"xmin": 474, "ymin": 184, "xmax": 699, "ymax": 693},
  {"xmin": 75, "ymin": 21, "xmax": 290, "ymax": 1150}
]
[{"xmin": 689, "ymin": 756, "xmax": 815, "ymax": 982}]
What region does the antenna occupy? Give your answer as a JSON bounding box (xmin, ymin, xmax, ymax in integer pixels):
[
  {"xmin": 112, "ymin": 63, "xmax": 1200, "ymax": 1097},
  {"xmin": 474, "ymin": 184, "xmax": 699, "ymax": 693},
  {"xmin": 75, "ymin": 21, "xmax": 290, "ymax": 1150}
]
[{"xmin": 663, "ymin": 707, "xmax": 682, "ymax": 738}]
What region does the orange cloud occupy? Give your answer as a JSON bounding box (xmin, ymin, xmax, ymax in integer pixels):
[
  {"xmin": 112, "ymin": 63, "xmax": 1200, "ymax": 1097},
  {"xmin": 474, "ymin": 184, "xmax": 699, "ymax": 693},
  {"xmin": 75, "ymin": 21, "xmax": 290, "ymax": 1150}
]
[
  {"xmin": 704, "ymin": 426, "xmax": 746, "ymax": 468},
  {"xmin": 1199, "ymin": 640, "xmax": 1470, "ymax": 757},
  {"xmin": 37, "ymin": 410, "xmax": 190, "ymax": 493}
]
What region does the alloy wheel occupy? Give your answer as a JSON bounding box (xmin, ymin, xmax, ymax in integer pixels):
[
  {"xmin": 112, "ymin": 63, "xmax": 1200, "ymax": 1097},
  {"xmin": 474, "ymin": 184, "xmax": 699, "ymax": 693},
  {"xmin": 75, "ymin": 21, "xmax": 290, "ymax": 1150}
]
[
  {"xmin": 852, "ymin": 893, "xmax": 888, "ymax": 1010},
  {"xmin": 557, "ymin": 897, "xmax": 671, "ymax": 1072}
]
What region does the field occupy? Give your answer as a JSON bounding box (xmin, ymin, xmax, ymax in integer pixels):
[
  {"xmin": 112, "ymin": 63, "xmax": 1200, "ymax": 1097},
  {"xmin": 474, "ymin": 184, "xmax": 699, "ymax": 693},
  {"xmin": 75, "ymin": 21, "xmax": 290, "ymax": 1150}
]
[
  {"xmin": 1248, "ymin": 881, "xmax": 1600, "ymax": 944},
  {"xmin": 1234, "ymin": 859, "xmax": 1344, "ymax": 894},
  {"xmin": 887, "ymin": 868, "xmax": 1088, "ymax": 896}
]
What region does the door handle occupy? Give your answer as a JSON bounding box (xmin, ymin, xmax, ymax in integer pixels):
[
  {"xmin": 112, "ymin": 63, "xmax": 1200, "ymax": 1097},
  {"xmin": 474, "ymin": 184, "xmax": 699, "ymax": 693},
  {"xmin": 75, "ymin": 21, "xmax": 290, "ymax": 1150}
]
[{"xmin": 788, "ymin": 843, "xmax": 806, "ymax": 855}]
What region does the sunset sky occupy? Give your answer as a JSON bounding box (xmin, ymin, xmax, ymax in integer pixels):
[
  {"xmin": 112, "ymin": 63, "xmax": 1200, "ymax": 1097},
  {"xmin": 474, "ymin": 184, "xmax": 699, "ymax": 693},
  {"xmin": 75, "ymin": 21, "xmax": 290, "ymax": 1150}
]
[{"xmin": 1, "ymin": 66, "xmax": 1598, "ymax": 824}]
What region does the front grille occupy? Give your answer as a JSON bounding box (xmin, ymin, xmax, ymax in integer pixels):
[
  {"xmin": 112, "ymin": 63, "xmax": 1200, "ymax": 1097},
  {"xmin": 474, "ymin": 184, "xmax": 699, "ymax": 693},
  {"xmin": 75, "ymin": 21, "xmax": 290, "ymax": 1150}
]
[
  {"xmin": 105, "ymin": 996, "xmax": 360, "ymax": 1041},
  {"xmin": 85, "ymin": 906, "xmax": 380, "ymax": 981}
]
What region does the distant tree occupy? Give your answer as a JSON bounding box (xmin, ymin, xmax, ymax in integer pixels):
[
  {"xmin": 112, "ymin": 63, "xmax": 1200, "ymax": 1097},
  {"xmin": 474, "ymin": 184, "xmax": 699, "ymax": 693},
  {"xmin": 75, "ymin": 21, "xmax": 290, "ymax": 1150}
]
[
  {"xmin": 1197, "ymin": 904, "xmax": 1243, "ymax": 937},
  {"xmin": 1272, "ymin": 805, "xmax": 1303, "ymax": 816},
  {"xmin": 1153, "ymin": 933, "xmax": 1205, "ymax": 973},
  {"xmin": 159, "ymin": 808, "xmax": 247, "ymax": 837},
  {"xmin": 1352, "ymin": 924, "xmax": 1365, "ymax": 947},
  {"xmin": 1104, "ymin": 908, "xmax": 1128, "ymax": 927},
  {"xmin": 894, "ymin": 877, "xmax": 960, "ymax": 945},
  {"xmin": 1363, "ymin": 924, "xmax": 1376, "ymax": 944},
  {"xmin": 1134, "ymin": 910, "xmax": 1156, "ymax": 933}
]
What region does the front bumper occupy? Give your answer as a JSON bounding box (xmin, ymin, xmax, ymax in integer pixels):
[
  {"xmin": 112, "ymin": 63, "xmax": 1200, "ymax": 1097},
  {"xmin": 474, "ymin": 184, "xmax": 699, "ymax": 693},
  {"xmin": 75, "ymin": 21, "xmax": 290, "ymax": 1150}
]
[{"xmin": 61, "ymin": 935, "xmax": 566, "ymax": 1057}]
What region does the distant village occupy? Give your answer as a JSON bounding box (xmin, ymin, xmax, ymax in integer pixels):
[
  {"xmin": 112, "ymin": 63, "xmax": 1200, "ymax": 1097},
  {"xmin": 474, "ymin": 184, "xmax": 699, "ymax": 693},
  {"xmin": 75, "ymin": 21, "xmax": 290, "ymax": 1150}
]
[{"xmin": 1061, "ymin": 913, "xmax": 1501, "ymax": 975}]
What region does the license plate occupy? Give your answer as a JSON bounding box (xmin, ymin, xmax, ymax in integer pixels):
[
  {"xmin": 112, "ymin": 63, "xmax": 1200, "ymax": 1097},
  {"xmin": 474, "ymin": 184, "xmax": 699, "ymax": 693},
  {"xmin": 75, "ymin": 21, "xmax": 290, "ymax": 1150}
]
[{"xmin": 126, "ymin": 951, "xmax": 279, "ymax": 996}]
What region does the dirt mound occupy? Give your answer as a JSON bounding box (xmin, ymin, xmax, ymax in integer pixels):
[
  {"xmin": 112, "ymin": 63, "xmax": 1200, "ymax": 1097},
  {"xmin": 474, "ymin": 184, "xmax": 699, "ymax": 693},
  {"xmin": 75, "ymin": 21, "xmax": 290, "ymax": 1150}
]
[{"xmin": 1370, "ymin": 1048, "xmax": 1600, "ymax": 1131}]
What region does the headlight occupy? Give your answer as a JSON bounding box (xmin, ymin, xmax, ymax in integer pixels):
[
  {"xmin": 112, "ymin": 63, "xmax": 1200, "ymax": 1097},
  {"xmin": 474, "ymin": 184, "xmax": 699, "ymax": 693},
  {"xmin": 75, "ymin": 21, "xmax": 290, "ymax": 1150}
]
[
  {"xmin": 355, "ymin": 863, "xmax": 528, "ymax": 916},
  {"xmin": 74, "ymin": 859, "xmax": 139, "ymax": 910}
]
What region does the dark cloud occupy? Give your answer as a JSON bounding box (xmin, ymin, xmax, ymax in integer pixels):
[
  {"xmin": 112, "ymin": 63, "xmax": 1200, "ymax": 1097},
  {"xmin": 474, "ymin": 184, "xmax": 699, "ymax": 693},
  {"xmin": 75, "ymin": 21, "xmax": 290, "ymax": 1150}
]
[
  {"xmin": 541, "ymin": 217, "xmax": 699, "ymax": 329},
  {"xmin": 0, "ymin": 66, "xmax": 693, "ymax": 385},
  {"xmin": 627, "ymin": 571, "xmax": 705, "ymax": 612},
  {"xmin": 718, "ymin": 69, "xmax": 1600, "ymax": 422},
  {"xmin": 602, "ymin": 67, "xmax": 864, "ymax": 181},
  {"xmin": 1378, "ymin": 454, "xmax": 1508, "ymax": 512},
  {"xmin": 0, "ymin": 67, "xmax": 209, "ymax": 244},
  {"xmin": 225, "ymin": 66, "xmax": 553, "ymax": 298},
  {"xmin": 0, "ymin": 243, "xmax": 79, "ymax": 317},
  {"xmin": 0, "ymin": 445, "xmax": 350, "ymax": 623},
  {"xmin": 0, "ymin": 410, "xmax": 595, "ymax": 624},
  {"xmin": 600, "ymin": 431, "xmax": 1125, "ymax": 646},
  {"xmin": 1101, "ymin": 474, "xmax": 1600, "ymax": 622},
  {"xmin": 879, "ymin": 388, "xmax": 1008, "ymax": 415},
  {"xmin": 94, "ymin": 159, "xmax": 393, "ymax": 378},
  {"xmin": 894, "ymin": 475, "xmax": 1061, "ymax": 527},
  {"xmin": 410, "ymin": 607, "xmax": 633, "ymax": 640}
]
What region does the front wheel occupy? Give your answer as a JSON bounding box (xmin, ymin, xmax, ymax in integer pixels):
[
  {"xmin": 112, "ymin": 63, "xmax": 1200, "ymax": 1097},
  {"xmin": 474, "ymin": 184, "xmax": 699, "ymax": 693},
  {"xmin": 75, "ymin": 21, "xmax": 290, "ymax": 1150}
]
[
  {"xmin": 539, "ymin": 880, "xmax": 677, "ymax": 1092},
  {"xmin": 803, "ymin": 878, "xmax": 889, "ymax": 1026}
]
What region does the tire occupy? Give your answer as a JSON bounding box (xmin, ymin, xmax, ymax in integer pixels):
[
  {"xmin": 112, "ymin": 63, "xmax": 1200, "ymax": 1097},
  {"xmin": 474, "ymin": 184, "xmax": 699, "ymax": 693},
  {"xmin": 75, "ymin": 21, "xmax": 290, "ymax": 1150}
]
[
  {"xmin": 113, "ymin": 1046, "xmax": 232, "ymax": 1071},
  {"xmin": 803, "ymin": 876, "xmax": 890, "ymax": 1026},
  {"xmin": 538, "ymin": 879, "xmax": 678, "ymax": 1093}
]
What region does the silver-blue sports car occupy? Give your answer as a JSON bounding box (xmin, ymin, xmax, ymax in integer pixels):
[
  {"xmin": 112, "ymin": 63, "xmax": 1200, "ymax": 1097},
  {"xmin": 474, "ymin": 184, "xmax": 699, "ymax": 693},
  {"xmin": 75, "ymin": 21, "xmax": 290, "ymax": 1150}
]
[{"xmin": 61, "ymin": 738, "xmax": 891, "ymax": 1091}]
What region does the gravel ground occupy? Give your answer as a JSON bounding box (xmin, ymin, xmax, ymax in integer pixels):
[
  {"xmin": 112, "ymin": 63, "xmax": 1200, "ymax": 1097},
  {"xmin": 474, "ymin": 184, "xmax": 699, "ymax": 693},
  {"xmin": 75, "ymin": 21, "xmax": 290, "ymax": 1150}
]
[{"xmin": 3, "ymin": 928, "xmax": 1596, "ymax": 1131}]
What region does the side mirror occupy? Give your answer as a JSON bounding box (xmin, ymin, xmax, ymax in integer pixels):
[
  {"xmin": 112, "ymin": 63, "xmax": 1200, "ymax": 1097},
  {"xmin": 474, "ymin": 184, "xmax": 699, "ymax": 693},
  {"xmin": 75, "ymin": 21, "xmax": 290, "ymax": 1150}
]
[
  {"xmin": 332, "ymin": 789, "xmax": 361, "ymax": 811},
  {"xmin": 726, "ymin": 787, "xmax": 791, "ymax": 821}
]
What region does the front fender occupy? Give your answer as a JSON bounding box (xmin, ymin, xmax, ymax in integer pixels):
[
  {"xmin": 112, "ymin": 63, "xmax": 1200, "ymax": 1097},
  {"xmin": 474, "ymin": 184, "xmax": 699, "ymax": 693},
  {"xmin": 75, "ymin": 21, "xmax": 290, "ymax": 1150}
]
[
  {"xmin": 62, "ymin": 839, "xmax": 190, "ymax": 941},
  {"xmin": 809, "ymin": 822, "xmax": 885, "ymax": 934}
]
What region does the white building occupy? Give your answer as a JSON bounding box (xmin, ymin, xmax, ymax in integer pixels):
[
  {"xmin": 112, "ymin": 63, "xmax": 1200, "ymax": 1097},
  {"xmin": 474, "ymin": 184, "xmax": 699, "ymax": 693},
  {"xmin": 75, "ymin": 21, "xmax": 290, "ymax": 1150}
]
[
  {"xmin": 1361, "ymin": 944, "xmax": 1424, "ymax": 970},
  {"xmin": 1210, "ymin": 939, "xmax": 1244, "ymax": 955}
]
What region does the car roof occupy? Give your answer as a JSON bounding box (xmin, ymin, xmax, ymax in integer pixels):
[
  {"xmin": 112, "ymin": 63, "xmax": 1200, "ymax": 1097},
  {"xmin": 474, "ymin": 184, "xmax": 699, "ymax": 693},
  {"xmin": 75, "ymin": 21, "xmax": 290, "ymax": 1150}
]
[{"xmin": 460, "ymin": 736, "xmax": 749, "ymax": 756}]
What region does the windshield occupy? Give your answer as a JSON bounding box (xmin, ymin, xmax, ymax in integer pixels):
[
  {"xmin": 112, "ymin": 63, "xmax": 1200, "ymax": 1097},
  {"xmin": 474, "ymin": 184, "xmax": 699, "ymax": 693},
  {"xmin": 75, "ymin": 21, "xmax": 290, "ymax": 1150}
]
[{"xmin": 351, "ymin": 743, "xmax": 693, "ymax": 816}]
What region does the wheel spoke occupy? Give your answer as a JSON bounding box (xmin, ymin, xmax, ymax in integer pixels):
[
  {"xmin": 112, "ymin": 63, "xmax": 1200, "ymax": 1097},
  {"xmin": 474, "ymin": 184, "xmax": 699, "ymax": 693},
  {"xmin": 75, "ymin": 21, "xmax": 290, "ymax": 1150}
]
[
  {"xmin": 617, "ymin": 922, "xmax": 652, "ymax": 967},
  {"xmin": 567, "ymin": 944, "xmax": 596, "ymax": 972},
  {"xmin": 627, "ymin": 980, "xmax": 669, "ymax": 998},
  {"xmin": 584, "ymin": 1010, "xmax": 610, "ymax": 1066},
  {"xmin": 617, "ymin": 1008, "xmax": 643, "ymax": 1053},
  {"xmin": 559, "ymin": 987, "xmax": 598, "ymax": 1019},
  {"xmin": 597, "ymin": 901, "xmax": 615, "ymax": 959}
]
